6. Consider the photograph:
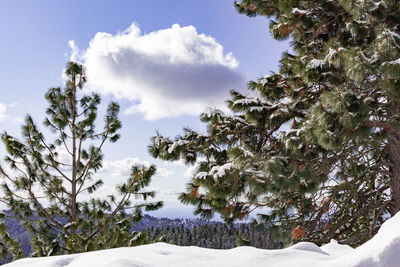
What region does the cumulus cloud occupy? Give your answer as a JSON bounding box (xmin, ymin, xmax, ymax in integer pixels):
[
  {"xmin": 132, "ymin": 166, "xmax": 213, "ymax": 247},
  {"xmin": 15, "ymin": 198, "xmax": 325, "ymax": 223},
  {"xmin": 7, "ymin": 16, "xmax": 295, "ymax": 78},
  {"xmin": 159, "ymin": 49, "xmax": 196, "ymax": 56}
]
[
  {"xmin": 73, "ymin": 23, "xmax": 245, "ymax": 120},
  {"xmin": 0, "ymin": 103, "xmax": 22, "ymax": 123}
]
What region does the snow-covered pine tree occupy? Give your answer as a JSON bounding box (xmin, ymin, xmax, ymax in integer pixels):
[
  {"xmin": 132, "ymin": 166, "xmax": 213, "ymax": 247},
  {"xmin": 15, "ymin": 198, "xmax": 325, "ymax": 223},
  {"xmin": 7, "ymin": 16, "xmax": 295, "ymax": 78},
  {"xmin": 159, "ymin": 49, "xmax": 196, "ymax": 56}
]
[
  {"xmin": 0, "ymin": 62, "xmax": 163, "ymax": 256},
  {"xmin": 149, "ymin": 0, "xmax": 400, "ymax": 246}
]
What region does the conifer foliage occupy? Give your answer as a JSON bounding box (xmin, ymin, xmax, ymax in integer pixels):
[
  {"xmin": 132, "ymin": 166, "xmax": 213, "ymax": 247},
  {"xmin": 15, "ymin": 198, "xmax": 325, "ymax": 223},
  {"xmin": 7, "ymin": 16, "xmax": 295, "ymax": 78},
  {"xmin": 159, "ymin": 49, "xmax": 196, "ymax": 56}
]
[
  {"xmin": 0, "ymin": 62, "xmax": 162, "ymax": 257},
  {"xmin": 150, "ymin": 0, "xmax": 400, "ymax": 246}
]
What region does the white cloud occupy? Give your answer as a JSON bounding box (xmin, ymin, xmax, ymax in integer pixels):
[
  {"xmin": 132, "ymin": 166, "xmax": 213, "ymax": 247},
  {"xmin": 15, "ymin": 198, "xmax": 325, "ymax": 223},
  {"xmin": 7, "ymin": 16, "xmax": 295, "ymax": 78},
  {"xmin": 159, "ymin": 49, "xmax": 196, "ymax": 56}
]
[
  {"xmin": 68, "ymin": 40, "xmax": 80, "ymax": 62},
  {"xmin": 0, "ymin": 103, "xmax": 22, "ymax": 123},
  {"xmin": 99, "ymin": 157, "xmax": 173, "ymax": 178},
  {"xmin": 73, "ymin": 23, "xmax": 245, "ymax": 120}
]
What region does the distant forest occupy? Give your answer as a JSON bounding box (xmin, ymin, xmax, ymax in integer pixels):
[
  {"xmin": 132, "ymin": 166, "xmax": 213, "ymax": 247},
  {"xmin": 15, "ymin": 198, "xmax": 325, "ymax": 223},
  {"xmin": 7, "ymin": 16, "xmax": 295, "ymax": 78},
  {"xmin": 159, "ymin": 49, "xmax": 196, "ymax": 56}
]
[{"xmin": 145, "ymin": 224, "xmax": 283, "ymax": 249}]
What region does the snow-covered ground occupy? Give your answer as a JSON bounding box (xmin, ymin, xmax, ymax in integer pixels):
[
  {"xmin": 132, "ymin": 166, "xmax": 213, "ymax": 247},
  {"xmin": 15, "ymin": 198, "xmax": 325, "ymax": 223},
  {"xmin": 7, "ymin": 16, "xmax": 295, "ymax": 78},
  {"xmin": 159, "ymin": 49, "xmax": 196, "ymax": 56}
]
[{"xmin": 5, "ymin": 212, "xmax": 400, "ymax": 267}]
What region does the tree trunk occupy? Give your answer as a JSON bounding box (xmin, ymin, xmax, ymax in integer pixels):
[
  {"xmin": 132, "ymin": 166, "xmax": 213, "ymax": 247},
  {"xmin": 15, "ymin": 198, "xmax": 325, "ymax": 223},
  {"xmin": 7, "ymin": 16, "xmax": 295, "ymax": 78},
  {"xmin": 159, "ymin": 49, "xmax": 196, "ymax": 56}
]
[
  {"xmin": 71, "ymin": 72, "xmax": 77, "ymax": 228},
  {"xmin": 388, "ymin": 139, "xmax": 400, "ymax": 215},
  {"xmin": 388, "ymin": 101, "xmax": 400, "ymax": 215}
]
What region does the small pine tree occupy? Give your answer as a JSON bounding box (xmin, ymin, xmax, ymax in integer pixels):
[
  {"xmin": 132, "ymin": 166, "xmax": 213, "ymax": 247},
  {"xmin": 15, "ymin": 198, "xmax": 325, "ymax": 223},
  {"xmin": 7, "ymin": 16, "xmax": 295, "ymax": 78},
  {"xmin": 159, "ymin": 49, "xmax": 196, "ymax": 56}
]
[
  {"xmin": 235, "ymin": 232, "xmax": 251, "ymax": 247},
  {"xmin": 0, "ymin": 62, "xmax": 163, "ymax": 256}
]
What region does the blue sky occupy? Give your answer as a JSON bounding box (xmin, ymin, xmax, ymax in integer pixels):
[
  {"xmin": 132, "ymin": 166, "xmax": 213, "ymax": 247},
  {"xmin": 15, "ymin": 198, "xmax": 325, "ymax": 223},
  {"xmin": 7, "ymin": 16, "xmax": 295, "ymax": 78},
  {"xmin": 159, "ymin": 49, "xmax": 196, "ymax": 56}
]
[{"xmin": 0, "ymin": 0, "xmax": 290, "ymax": 218}]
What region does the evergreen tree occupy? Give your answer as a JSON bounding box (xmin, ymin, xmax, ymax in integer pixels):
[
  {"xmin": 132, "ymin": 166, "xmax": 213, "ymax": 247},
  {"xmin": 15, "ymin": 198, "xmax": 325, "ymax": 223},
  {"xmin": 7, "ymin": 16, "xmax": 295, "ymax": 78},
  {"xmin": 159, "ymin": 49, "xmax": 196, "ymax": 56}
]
[
  {"xmin": 149, "ymin": 0, "xmax": 400, "ymax": 246},
  {"xmin": 0, "ymin": 62, "xmax": 163, "ymax": 256},
  {"xmin": 235, "ymin": 235, "xmax": 251, "ymax": 247}
]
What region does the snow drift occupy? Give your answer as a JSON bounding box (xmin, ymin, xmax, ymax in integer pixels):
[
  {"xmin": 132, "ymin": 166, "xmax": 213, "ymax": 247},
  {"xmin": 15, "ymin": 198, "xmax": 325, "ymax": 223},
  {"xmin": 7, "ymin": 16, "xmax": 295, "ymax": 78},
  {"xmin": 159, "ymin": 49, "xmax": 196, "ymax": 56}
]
[{"xmin": 5, "ymin": 212, "xmax": 400, "ymax": 267}]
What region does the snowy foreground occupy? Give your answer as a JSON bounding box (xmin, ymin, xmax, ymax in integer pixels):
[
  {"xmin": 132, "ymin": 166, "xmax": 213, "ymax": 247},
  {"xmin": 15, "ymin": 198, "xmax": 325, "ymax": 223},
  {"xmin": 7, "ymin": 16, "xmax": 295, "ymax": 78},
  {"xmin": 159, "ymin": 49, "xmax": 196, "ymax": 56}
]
[{"xmin": 5, "ymin": 213, "xmax": 400, "ymax": 267}]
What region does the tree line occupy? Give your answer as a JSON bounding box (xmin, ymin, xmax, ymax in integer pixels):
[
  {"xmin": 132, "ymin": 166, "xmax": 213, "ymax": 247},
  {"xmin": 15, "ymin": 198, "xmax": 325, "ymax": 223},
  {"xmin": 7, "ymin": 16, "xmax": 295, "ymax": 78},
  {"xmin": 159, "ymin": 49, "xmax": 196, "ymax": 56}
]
[{"xmin": 145, "ymin": 224, "xmax": 283, "ymax": 249}]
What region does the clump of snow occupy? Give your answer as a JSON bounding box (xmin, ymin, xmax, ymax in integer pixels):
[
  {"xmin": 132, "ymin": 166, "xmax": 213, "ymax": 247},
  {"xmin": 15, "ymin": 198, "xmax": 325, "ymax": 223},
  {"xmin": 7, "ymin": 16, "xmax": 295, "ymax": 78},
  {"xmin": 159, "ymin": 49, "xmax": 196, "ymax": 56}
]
[
  {"xmin": 209, "ymin": 162, "xmax": 234, "ymax": 178},
  {"xmin": 239, "ymin": 147, "xmax": 254, "ymax": 157},
  {"xmin": 167, "ymin": 140, "xmax": 189, "ymax": 153},
  {"xmin": 291, "ymin": 8, "xmax": 309, "ymax": 15},
  {"xmin": 194, "ymin": 172, "xmax": 208, "ymax": 179},
  {"xmin": 232, "ymin": 97, "xmax": 260, "ymax": 106},
  {"xmin": 306, "ymin": 59, "xmax": 326, "ymax": 70},
  {"xmin": 5, "ymin": 212, "xmax": 400, "ymax": 267},
  {"xmin": 383, "ymin": 58, "xmax": 400, "ymax": 66}
]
